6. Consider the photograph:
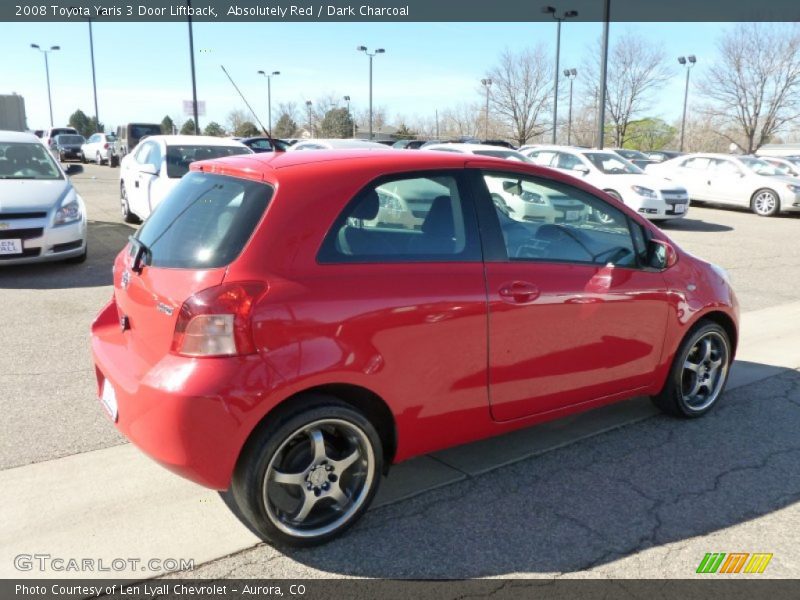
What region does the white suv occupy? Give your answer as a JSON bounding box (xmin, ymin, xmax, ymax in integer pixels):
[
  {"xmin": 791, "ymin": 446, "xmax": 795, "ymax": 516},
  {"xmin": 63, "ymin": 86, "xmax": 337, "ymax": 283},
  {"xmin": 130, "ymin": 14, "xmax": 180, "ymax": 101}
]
[
  {"xmin": 523, "ymin": 145, "xmax": 690, "ymax": 221},
  {"xmin": 81, "ymin": 132, "xmax": 118, "ymax": 166}
]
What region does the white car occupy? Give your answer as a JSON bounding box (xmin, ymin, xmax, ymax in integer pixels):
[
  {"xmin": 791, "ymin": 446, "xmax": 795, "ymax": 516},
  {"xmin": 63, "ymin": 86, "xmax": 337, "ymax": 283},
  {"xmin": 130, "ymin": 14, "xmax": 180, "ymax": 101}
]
[
  {"xmin": 646, "ymin": 153, "xmax": 800, "ymax": 217},
  {"xmin": 119, "ymin": 135, "xmax": 252, "ymax": 222},
  {"xmin": 523, "ymin": 145, "xmax": 690, "ymax": 221},
  {"xmin": 81, "ymin": 132, "xmax": 118, "ymax": 166},
  {"xmin": 0, "ymin": 130, "xmax": 87, "ymax": 264},
  {"xmin": 758, "ymin": 156, "xmax": 800, "ymax": 179},
  {"xmin": 288, "ymin": 139, "xmax": 387, "ymax": 151},
  {"xmin": 424, "ymin": 143, "xmax": 588, "ymax": 223}
]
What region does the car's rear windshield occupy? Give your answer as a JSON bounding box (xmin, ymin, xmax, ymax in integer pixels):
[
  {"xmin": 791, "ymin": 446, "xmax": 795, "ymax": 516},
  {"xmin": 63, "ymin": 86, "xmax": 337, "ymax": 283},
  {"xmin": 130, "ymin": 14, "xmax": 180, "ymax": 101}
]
[
  {"xmin": 56, "ymin": 135, "xmax": 84, "ymax": 144},
  {"xmin": 50, "ymin": 128, "xmax": 76, "ymax": 137},
  {"xmin": 165, "ymin": 145, "xmax": 251, "ymax": 179},
  {"xmin": 134, "ymin": 172, "xmax": 272, "ymax": 269},
  {"xmin": 0, "ymin": 142, "xmax": 63, "ymax": 180}
]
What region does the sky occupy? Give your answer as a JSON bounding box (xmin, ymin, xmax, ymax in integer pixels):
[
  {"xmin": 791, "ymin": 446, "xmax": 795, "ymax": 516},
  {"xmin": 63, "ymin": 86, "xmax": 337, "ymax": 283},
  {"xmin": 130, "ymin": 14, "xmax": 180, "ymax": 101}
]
[{"xmin": 2, "ymin": 20, "xmax": 730, "ymax": 132}]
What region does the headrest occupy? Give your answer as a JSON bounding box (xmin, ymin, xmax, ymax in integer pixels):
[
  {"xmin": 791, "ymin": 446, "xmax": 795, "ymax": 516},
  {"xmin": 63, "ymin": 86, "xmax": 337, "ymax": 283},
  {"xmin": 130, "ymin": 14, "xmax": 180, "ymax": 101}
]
[{"xmin": 352, "ymin": 190, "xmax": 380, "ymax": 221}]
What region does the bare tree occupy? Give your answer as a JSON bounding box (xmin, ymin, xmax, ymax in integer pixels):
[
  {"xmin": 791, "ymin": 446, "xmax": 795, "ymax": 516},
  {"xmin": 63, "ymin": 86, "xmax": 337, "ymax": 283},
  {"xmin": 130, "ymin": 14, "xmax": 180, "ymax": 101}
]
[
  {"xmin": 441, "ymin": 103, "xmax": 483, "ymax": 138},
  {"xmin": 486, "ymin": 46, "xmax": 552, "ymax": 146},
  {"xmin": 699, "ymin": 23, "xmax": 800, "ymax": 153},
  {"xmin": 583, "ymin": 31, "xmax": 671, "ymax": 147},
  {"xmin": 226, "ymin": 109, "xmax": 250, "ymax": 135}
]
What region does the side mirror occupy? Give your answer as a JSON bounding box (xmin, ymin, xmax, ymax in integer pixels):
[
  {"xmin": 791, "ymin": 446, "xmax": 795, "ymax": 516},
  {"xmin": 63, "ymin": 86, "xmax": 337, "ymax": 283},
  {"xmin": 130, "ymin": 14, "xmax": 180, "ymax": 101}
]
[
  {"xmin": 647, "ymin": 239, "xmax": 678, "ymax": 270},
  {"xmin": 140, "ymin": 163, "xmax": 159, "ymax": 176},
  {"xmin": 573, "ymin": 165, "xmax": 590, "ymax": 176}
]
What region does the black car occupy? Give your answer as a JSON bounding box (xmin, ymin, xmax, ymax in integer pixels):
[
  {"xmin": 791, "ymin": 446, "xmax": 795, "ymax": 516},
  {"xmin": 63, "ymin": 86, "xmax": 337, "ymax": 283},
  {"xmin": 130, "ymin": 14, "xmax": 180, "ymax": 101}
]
[
  {"xmin": 238, "ymin": 137, "xmax": 291, "ymax": 153},
  {"xmin": 481, "ymin": 139, "xmax": 517, "ymax": 149},
  {"xmin": 611, "ymin": 148, "xmax": 657, "ymax": 170},
  {"xmin": 52, "ymin": 134, "xmax": 86, "ymax": 162}
]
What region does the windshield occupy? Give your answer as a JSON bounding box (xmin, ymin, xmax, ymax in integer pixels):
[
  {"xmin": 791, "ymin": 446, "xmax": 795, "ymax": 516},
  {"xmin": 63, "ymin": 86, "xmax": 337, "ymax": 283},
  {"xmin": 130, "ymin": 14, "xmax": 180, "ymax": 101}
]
[
  {"xmin": 0, "ymin": 142, "xmax": 63, "ymax": 180},
  {"xmin": 584, "ymin": 152, "xmax": 643, "ymax": 175},
  {"xmin": 135, "ymin": 173, "xmax": 273, "ymax": 269},
  {"xmin": 740, "ymin": 157, "xmax": 782, "ymax": 176},
  {"xmin": 473, "ymin": 149, "xmax": 532, "ymax": 162},
  {"xmin": 56, "ymin": 135, "xmax": 84, "ymax": 145},
  {"xmin": 165, "ymin": 145, "xmax": 251, "ymax": 178},
  {"xmin": 615, "ymin": 149, "xmax": 646, "ymax": 160}
]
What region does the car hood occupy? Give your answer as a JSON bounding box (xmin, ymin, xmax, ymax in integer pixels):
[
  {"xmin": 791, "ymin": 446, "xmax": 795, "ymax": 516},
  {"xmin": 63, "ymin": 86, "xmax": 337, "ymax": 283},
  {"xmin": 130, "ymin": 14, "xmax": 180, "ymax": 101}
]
[
  {"xmin": 0, "ymin": 179, "xmax": 71, "ymax": 212},
  {"xmin": 755, "ymin": 173, "xmax": 798, "ymax": 186}
]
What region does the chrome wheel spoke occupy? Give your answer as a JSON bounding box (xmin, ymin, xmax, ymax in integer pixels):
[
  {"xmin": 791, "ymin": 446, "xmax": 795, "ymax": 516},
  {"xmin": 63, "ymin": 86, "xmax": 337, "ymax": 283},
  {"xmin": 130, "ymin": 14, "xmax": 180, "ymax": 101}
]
[
  {"xmin": 331, "ymin": 448, "xmax": 361, "ymax": 474},
  {"xmin": 293, "ymin": 490, "xmax": 320, "ymax": 523},
  {"xmin": 271, "ymin": 469, "xmax": 305, "ymax": 487},
  {"xmin": 684, "ymin": 359, "xmax": 701, "ymax": 373},
  {"xmin": 309, "ymin": 428, "xmax": 328, "ymax": 463},
  {"xmin": 698, "ymin": 338, "xmax": 713, "ymax": 363},
  {"xmin": 328, "ymin": 483, "xmax": 348, "ymax": 508}
]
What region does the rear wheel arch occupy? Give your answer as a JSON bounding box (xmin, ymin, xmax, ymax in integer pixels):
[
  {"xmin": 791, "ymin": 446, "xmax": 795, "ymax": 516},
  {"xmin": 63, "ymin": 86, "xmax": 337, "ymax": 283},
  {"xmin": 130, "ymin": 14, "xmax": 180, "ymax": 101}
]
[{"xmin": 236, "ymin": 383, "xmax": 397, "ymax": 476}]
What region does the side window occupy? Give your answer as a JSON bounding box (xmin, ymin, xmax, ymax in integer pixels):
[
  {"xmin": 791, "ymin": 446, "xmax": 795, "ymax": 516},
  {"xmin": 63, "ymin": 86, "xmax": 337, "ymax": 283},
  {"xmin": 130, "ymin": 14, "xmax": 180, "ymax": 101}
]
[
  {"xmin": 133, "ymin": 142, "xmax": 151, "ymax": 164},
  {"xmin": 710, "ymin": 159, "xmax": 741, "ymax": 176},
  {"xmin": 483, "ymin": 171, "xmax": 637, "ymax": 267},
  {"xmin": 146, "ymin": 143, "xmax": 162, "ymax": 170},
  {"xmin": 527, "ymin": 151, "xmax": 556, "ymax": 166},
  {"xmin": 318, "ymin": 173, "xmax": 480, "ymax": 263},
  {"xmin": 682, "ymin": 157, "xmax": 710, "ymax": 170},
  {"xmin": 554, "ymin": 152, "xmax": 583, "ymax": 171}
]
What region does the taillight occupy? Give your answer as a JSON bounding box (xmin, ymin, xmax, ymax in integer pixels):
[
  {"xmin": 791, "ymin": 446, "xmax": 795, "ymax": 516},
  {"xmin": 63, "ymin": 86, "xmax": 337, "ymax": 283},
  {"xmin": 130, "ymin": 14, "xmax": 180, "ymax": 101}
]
[
  {"xmin": 171, "ymin": 282, "xmax": 266, "ymax": 357},
  {"xmin": 103, "ymin": 143, "xmax": 109, "ymax": 149}
]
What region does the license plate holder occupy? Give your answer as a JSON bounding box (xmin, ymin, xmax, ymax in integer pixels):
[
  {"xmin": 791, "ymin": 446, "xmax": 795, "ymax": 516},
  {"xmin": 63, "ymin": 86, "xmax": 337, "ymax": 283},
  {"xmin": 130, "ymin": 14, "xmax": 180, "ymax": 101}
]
[{"xmin": 674, "ymin": 204, "xmax": 686, "ymax": 213}]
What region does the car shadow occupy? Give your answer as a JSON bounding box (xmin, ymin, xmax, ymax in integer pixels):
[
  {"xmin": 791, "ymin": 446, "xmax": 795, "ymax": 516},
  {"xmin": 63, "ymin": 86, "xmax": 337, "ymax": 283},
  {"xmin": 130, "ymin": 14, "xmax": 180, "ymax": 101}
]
[
  {"xmin": 658, "ymin": 217, "xmax": 734, "ymax": 233},
  {"xmin": 262, "ymin": 363, "xmax": 800, "ymax": 577},
  {"xmin": 0, "ymin": 219, "xmax": 134, "ymax": 290}
]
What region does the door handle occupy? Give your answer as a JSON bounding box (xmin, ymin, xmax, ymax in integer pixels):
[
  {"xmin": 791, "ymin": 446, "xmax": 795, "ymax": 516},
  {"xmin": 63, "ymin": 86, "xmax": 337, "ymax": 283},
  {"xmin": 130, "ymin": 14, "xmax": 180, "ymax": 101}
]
[
  {"xmin": 134, "ymin": 180, "xmax": 139, "ymax": 188},
  {"xmin": 499, "ymin": 281, "xmax": 540, "ymax": 303}
]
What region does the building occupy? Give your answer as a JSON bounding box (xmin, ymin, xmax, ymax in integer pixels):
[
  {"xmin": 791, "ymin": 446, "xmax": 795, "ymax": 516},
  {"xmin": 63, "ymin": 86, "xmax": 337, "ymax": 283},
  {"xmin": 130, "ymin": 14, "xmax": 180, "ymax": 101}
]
[{"xmin": 0, "ymin": 94, "xmax": 27, "ymax": 132}]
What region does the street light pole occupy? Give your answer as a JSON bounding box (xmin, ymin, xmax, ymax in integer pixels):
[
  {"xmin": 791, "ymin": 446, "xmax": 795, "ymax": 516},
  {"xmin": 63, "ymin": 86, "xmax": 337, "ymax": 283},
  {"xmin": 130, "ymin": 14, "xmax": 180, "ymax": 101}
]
[
  {"xmin": 344, "ymin": 95, "xmax": 355, "ymax": 138},
  {"xmin": 187, "ymin": 0, "xmax": 199, "ymax": 134},
  {"xmin": 678, "ymin": 55, "xmax": 697, "ymax": 152},
  {"xmin": 480, "ymin": 78, "xmax": 492, "ymax": 140},
  {"xmin": 31, "ymin": 44, "xmax": 60, "ymax": 127},
  {"xmin": 597, "ymin": 0, "xmax": 610, "ymax": 149},
  {"xmin": 305, "ymin": 100, "xmax": 313, "ymax": 137},
  {"xmin": 542, "ymin": 6, "xmax": 578, "ymax": 144},
  {"xmin": 357, "ymin": 46, "xmax": 385, "ymax": 140},
  {"xmin": 564, "ymin": 69, "xmax": 577, "ymax": 145},
  {"xmin": 87, "ymin": 18, "xmax": 100, "ymax": 132},
  {"xmin": 257, "ymin": 70, "xmax": 280, "ymax": 134}
]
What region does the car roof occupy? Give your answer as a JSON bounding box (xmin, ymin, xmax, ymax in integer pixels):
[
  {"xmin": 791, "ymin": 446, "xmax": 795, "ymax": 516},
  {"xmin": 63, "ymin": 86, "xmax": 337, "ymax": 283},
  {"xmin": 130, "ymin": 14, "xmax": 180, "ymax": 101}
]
[
  {"xmin": 143, "ymin": 135, "xmax": 248, "ymax": 147},
  {"xmin": 424, "ymin": 143, "xmax": 521, "ymax": 153},
  {"xmin": 0, "ymin": 130, "xmax": 43, "ymax": 143}
]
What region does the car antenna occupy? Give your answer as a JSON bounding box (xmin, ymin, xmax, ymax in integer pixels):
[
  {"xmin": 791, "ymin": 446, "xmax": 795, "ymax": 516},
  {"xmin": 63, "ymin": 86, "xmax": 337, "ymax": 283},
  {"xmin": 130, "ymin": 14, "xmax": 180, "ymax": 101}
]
[{"xmin": 219, "ymin": 64, "xmax": 285, "ymax": 151}]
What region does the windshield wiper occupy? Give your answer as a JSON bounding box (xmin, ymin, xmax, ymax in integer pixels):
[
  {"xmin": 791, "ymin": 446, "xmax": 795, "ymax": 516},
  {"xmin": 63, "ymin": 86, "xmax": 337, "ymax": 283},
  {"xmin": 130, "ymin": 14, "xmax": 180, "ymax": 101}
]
[{"xmin": 128, "ymin": 235, "xmax": 151, "ymax": 273}]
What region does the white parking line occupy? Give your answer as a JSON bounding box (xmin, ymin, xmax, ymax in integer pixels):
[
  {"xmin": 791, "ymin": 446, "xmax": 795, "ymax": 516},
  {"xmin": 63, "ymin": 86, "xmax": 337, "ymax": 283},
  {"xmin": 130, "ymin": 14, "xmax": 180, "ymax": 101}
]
[{"xmin": 2, "ymin": 302, "xmax": 799, "ymax": 579}]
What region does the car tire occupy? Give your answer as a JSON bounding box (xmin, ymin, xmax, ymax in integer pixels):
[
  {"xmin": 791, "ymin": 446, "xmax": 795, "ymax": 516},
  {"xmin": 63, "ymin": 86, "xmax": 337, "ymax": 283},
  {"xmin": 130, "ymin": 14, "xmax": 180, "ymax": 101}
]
[
  {"xmin": 80, "ymin": 152, "xmax": 87, "ymax": 164},
  {"xmin": 751, "ymin": 188, "xmax": 780, "ymax": 217},
  {"xmin": 651, "ymin": 320, "xmax": 732, "ymax": 418},
  {"xmin": 120, "ymin": 182, "xmax": 139, "ymax": 224},
  {"xmin": 64, "ymin": 243, "xmax": 88, "ymax": 264},
  {"xmin": 59, "ymin": 151, "xmax": 65, "ymax": 162},
  {"xmin": 95, "ymin": 152, "xmax": 103, "ymax": 166},
  {"xmin": 230, "ymin": 395, "xmax": 384, "ymax": 548}
]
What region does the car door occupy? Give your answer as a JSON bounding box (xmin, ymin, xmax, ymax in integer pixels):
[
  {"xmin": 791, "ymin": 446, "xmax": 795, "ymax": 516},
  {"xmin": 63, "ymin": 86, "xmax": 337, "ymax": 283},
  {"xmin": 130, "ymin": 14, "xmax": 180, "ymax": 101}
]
[
  {"xmin": 675, "ymin": 156, "xmax": 713, "ymax": 200},
  {"xmin": 136, "ymin": 141, "xmax": 163, "ymax": 218},
  {"xmin": 124, "ymin": 141, "xmax": 154, "ymax": 217},
  {"xmin": 471, "ymin": 168, "xmax": 670, "ymax": 421},
  {"xmin": 706, "ymin": 158, "xmax": 748, "ymax": 206}
]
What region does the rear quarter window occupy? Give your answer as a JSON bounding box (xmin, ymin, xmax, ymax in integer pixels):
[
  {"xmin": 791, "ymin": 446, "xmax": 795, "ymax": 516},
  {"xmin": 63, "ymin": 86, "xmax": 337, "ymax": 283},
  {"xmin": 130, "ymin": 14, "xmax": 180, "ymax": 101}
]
[{"xmin": 135, "ymin": 173, "xmax": 272, "ymax": 269}]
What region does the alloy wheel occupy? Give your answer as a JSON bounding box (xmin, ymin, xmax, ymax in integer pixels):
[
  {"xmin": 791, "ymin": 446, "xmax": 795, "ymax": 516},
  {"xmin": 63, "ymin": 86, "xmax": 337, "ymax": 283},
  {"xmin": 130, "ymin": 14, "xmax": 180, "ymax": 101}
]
[
  {"xmin": 753, "ymin": 190, "xmax": 777, "ymax": 216},
  {"xmin": 262, "ymin": 418, "xmax": 375, "ymax": 539},
  {"xmin": 680, "ymin": 331, "xmax": 729, "ymax": 411}
]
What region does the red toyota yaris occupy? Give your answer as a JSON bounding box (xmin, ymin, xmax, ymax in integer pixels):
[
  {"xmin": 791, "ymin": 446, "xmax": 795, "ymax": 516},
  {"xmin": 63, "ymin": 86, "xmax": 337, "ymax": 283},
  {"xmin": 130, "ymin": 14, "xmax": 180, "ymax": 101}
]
[{"xmin": 91, "ymin": 149, "xmax": 738, "ymax": 547}]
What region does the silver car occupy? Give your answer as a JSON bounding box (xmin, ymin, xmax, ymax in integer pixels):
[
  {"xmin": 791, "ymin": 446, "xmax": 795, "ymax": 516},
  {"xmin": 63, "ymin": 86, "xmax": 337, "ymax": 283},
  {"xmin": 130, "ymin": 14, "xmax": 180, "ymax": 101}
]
[
  {"xmin": 647, "ymin": 153, "xmax": 800, "ymax": 217},
  {"xmin": 0, "ymin": 130, "xmax": 87, "ymax": 264}
]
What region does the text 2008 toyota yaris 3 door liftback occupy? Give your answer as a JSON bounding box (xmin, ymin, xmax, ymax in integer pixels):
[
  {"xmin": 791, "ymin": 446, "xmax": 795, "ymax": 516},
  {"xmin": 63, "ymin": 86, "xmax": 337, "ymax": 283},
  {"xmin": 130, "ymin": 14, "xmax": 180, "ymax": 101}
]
[{"xmin": 91, "ymin": 149, "xmax": 738, "ymax": 547}]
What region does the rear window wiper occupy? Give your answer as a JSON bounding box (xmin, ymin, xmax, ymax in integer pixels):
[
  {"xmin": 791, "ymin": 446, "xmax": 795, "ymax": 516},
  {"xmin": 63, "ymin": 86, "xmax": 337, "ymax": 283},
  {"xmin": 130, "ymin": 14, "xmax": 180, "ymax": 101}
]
[{"xmin": 128, "ymin": 235, "xmax": 151, "ymax": 273}]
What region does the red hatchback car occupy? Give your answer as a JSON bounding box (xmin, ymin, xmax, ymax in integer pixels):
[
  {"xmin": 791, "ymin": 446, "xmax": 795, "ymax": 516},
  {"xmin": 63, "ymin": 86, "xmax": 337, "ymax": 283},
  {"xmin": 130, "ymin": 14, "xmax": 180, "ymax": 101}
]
[{"xmin": 91, "ymin": 149, "xmax": 738, "ymax": 547}]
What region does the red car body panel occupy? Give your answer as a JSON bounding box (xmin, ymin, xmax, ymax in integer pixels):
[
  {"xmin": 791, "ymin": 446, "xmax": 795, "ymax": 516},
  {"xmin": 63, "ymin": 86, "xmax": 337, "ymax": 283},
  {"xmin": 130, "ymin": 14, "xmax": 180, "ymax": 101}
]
[{"xmin": 91, "ymin": 150, "xmax": 739, "ymax": 490}]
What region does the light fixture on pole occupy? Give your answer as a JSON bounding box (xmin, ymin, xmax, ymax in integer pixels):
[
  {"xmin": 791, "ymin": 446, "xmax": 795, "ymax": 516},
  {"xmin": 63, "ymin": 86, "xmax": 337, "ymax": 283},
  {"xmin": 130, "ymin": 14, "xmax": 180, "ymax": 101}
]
[
  {"xmin": 356, "ymin": 46, "xmax": 385, "ymax": 140},
  {"xmin": 257, "ymin": 70, "xmax": 280, "ymax": 135},
  {"xmin": 564, "ymin": 68, "xmax": 577, "ymax": 145},
  {"xmin": 677, "ymin": 55, "xmax": 697, "ymax": 152},
  {"xmin": 305, "ymin": 100, "xmax": 313, "ymax": 137},
  {"xmin": 480, "ymin": 78, "xmax": 492, "ymax": 140},
  {"xmin": 30, "ymin": 43, "xmax": 60, "ymax": 127},
  {"xmin": 542, "ymin": 5, "xmax": 578, "ymax": 144},
  {"xmin": 343, "ymin": 95, "xmax": 355, "ymax": 138}
]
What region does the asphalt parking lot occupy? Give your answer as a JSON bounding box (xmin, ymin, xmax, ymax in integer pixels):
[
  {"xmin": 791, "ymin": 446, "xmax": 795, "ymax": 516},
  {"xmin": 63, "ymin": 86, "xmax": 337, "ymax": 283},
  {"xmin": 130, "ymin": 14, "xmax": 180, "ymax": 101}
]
[{"xmin": 1, "ymin": 163, "xmax": 799, "ymax": 579}]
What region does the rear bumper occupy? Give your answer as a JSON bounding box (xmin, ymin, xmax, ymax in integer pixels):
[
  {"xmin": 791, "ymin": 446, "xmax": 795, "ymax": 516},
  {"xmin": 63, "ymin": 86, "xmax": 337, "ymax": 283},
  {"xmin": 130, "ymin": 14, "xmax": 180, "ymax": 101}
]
[{"xmin": 90, "ymin": 298, "xmax": 266, "ymax": 490}]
